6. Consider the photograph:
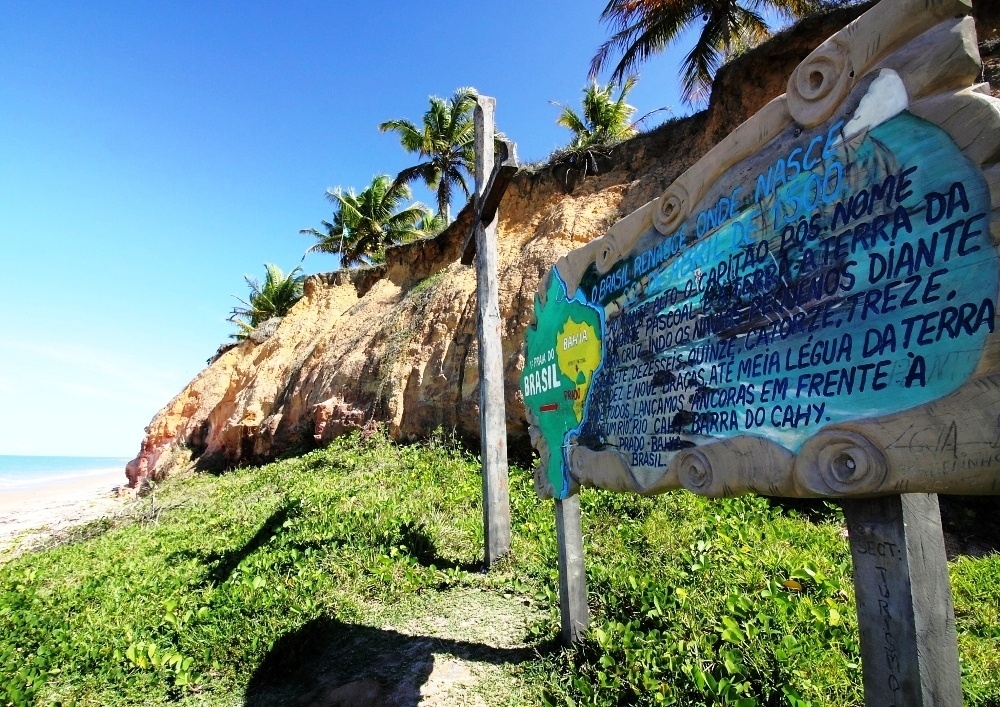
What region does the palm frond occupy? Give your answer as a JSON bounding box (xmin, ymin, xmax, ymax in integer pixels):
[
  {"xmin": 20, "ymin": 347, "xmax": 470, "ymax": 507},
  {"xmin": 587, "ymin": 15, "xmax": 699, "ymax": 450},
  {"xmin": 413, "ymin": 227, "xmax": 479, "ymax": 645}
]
[
  {"xmin": 590, "ymin": 0, "xmax": 699, "ymax": 83},
  {"xmin": 590, "ymin": 0, "xmax": 806, "ymax": 104},
  {"xmin": 448, "ymin": 168, "xmax": 471, "ymax": 200},
  {"xmin": 554, "ymin": 76, "xmax": 639, "ymax": 150},
  {"xmin": 303, "ymin": 173, "xmax": 436, "ymax": 266},
  {"xmin": 379, "ymin": 118, "xmax": 425, "ymax": 154},
  {"xmin": 730, "ymin": 6, "xmax": 770, "ymax": 52},
  {"xmin": 228, "ymin": 263, "xmax": 304, "ymax": 340},
  {"xmin": 680, "ymin": 20, "xmax": 725, "ymax": 104},
  {"xmin": 555, "ymin": 104, "xmax": 590, "ymax": 137}
]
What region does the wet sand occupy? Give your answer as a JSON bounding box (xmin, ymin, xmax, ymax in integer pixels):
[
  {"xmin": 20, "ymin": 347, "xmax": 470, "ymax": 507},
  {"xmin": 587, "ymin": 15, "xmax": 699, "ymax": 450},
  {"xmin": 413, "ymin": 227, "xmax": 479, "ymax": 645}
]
[{"xmin": 0, "ymin": 469, "xmax": 131, "ymax": 556}]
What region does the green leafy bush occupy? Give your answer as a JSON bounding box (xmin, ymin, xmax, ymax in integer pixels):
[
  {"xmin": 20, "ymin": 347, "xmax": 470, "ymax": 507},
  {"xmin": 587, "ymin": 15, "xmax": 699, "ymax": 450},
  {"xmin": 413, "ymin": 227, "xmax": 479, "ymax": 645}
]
[
  {"xmin": 0, "ymin": 432, "xmax": 997, "ymax": 706},
  {"xmin": 533, "ymin": 494, "xmax": 864, "ymax": 706}
]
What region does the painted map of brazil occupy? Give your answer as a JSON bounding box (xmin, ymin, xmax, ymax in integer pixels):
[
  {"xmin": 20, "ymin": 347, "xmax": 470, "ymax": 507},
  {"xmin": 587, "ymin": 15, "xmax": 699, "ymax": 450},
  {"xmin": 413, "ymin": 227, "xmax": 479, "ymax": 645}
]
[
  {"xmin": 556, "ymin": 317, "xmax": 600, "ymax": 422},
  {"xmin": 522, "ymin": 272, "xmax": 604, "ymax": 497}
]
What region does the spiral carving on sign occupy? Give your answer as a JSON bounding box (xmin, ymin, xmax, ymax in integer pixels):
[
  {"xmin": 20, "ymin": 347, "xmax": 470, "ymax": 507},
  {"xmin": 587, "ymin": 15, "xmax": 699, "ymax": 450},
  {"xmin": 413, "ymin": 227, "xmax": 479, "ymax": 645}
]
[
  {"xmin": 653, "ymin": 182, "xmax": 690, "ymax": 236},
  {"xmin": 797, "ymin": 430, "xmax": 889, "ymax": 496},
  {"xmin": 593, "ymin": 236, "xmax": 622, "ymax": 274},
  {"xmin": 787, "ymin": 40, "xmax": 854, "ymax": 129},
  {"xmin": 676, "ymin": 447, "xmax": 713, "ymax": 495}
]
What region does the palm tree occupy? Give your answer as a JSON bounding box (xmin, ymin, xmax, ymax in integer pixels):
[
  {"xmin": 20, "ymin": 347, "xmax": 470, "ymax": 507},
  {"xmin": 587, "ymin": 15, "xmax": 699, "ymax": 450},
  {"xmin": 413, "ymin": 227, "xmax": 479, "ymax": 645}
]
[
  {"xmin": 554, "ymin": 76, "xmax": 640, "ymax": 150},
  {"xmin": 229, "ymin": 264, "xmax": 305, "ymax": 340},
  {"xmin": 415, "ymin": 212, "xmax": 447, "ymax": 237},
  {"xmin": 548, "ymin": 77, "xmax": 642, "ymax": 192},
  {"xmin": 379, "ymin": 88, "xmax": 478, "ymax": 224},
  {"xmin": 590, "ymin": 0, "xmax": 822, "ymax": 105},
  {"xmin": 301, "ymin": 174, "xmax": 431, "ymax": 268}
]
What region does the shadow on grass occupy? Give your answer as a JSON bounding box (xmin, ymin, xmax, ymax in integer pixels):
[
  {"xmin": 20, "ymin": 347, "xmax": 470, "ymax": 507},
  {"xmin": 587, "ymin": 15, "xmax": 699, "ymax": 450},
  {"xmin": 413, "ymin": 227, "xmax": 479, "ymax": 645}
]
[
  {"xmin": 939, "ymin": 495, "xmax": 1000, "ymax": 559},
  {"xmin": 203, "ymin": 501, "xmax": 300, "ymax": 585},
  {"xmin": 171, "ymin": 510, "xmax": 479, "ymax": 589},
  {"xmin": 243, "ymin": 616, "xmax": 538, "ymax": 707},
  {"xmin": 763, "ymin": 494, "xmax": 1000, "ymax": 559},
  {"xmin": 394, "ymin": 520, "xmax": 482, "ymax": 573},
  {"xmin": 763, "ymin": 496, "xmax": 844, "ymax": 524},
  {"xmin": 168, "ymin": 500, "xmax": 306, "ymax": 587}
]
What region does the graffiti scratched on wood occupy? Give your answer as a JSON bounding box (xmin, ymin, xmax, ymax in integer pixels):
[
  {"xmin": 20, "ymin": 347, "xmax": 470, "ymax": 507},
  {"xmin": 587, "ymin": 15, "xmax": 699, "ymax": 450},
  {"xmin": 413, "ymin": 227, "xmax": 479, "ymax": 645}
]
[{"xmin": 523, "ymin": 0, "xmax": 1000, "ymax": 500}]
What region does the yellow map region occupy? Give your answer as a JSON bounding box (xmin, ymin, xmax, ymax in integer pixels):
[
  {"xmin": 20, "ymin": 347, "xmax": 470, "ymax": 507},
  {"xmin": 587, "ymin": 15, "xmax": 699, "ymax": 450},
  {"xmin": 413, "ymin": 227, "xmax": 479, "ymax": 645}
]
[{"xmin": 556, "ymin": 317, "xmax": 601, "ymax": 422}]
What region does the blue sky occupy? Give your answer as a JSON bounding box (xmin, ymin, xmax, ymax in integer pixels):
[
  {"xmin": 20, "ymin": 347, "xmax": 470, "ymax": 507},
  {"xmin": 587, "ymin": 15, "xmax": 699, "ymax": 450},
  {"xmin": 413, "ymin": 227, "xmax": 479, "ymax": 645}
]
[{"xmin": 0, "ymin": 2, "xmax": 727, "ymax": 457}]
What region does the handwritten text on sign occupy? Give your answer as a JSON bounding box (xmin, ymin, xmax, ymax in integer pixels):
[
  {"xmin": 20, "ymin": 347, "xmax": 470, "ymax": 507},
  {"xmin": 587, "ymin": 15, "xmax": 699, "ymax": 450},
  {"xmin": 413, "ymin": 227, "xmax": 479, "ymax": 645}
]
[{"xmin": 523, "ymin": 77, "xmax": 997, "ymax": 498}]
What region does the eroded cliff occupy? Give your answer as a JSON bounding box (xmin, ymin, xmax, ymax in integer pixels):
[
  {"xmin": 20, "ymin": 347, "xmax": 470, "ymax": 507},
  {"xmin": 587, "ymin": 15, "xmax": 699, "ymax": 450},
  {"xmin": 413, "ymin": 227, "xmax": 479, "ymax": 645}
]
[{"xmin": 129, "ymin": 3, "xmax": 998, "ymax": 485}]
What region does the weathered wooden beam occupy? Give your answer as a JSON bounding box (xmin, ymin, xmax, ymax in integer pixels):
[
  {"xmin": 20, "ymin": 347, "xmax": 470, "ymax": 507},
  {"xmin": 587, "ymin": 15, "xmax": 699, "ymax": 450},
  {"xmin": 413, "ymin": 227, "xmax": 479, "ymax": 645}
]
[
  {"xmin": 461, "ymin": 137, "xmax": 519, "ymax": 265},
  {"xmin": 555, "ymin": 494, "xmax": 589, "ymax": 645},
  {"xmin": 473, "ymin": 95, "xmax": 511, "ymax": 567},
  {"xmin": 842, "ymin": 494, "xmax": 962, "ymax": 706},
  {"xmin": 477, "ymin": 139, "xmax": 518, "ymax": 226}
]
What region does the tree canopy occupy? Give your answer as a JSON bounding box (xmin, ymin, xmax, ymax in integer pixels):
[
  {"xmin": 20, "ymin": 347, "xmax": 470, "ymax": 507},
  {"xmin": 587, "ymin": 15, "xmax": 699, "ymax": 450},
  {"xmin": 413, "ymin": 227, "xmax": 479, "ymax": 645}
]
[
  {"xmin": 379, "ymin": 88, "xmax": 478, "ymax": 224},
  {"xmin": 301, "ymin": 174, "xmax": 431, "ymax": 268},
  {"xmin": 554, "ymin": 76, "xmax": 639, "ymax": 150},
  {"xmin": 229, "ymin": 263, "xmax": 305, "ymax": 341},
  {"xmin": 590, "ymin": 0, "xmax": 824, "ymax": 104}
]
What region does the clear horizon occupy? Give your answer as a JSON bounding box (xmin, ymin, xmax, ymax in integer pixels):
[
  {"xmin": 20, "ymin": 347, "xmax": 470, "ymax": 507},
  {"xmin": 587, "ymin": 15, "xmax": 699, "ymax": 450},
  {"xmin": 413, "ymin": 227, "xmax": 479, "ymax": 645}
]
[{"xmin": 0, "ymin": 453, "xmax": 131, "ymax": 491}]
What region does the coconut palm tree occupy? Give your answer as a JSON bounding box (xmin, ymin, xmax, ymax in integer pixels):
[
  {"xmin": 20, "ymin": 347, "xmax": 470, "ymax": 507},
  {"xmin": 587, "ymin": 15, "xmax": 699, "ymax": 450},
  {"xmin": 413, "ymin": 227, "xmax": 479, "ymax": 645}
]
[
  {"xmin": 415, "ymin": 212, "xmax": 447, "ymax": 237},
  {"xmin": 554, "ymin": 76, "xmax": 640, "ymax": 150},
  {"xmin": 548, "ymin": 77, "xmax": 642, "ymax": 192},
  {"xmin": 229, "ymin": 264, "xmax": 305, "ymax": 340},
  {"xmin": 590, "ymin": 0, "xmax": 822, "ymax": 104},
  {"xmin": 301, "ymin": 174, "xmax": 431, "ymax": 268},
  {"xmin": 379, "ymin": 87, "xmax": 478, "ymax": 224}
]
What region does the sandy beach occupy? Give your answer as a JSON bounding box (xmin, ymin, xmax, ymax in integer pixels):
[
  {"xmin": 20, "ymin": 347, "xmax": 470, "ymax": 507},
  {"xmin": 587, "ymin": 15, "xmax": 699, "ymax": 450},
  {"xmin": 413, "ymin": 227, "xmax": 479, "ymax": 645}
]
[{"xmin": 0, "ymin": 468, "xmax": 132, "ymax": 557}]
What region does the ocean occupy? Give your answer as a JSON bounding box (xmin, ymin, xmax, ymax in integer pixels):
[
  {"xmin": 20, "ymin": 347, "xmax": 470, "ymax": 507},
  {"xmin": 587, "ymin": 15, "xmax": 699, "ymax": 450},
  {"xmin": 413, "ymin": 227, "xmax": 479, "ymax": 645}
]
[{"xmin": 0, "ymin": 455, "xmax": 131, "ymax": 492}]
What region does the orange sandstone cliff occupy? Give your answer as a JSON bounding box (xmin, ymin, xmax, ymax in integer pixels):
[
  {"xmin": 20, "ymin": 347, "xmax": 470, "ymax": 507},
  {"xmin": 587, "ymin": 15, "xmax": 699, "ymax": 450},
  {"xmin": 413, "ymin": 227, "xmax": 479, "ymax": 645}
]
[{"xmin": 130, "ymin": 4, "xmax": 1000, "ymax": 486}]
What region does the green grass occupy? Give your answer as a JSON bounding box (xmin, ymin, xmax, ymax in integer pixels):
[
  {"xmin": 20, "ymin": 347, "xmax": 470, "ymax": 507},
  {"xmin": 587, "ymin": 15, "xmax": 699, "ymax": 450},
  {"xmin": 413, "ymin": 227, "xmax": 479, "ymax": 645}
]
[{"xmin": 1, "ymin": 431, "xmax": 998, "ymax": 706}]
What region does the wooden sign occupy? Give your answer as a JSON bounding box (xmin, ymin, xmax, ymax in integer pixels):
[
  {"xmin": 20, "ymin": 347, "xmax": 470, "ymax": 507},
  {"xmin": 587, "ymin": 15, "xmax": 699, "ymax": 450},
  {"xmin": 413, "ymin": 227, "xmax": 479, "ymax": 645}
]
[
  {"xmin": 525, "ymin": 1, "xmax": 995, "ymax": 697},
  {"xmin": 523, "ymin": 0, "xmax": 1000, "ymax": 502}
]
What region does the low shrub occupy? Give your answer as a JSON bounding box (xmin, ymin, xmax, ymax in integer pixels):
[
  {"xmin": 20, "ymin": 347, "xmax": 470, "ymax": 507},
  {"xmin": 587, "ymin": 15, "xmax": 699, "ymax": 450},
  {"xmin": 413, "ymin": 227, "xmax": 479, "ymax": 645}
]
[{"xmin": 1, "ymin": 432, "xmax": 997, "ymax": 705}]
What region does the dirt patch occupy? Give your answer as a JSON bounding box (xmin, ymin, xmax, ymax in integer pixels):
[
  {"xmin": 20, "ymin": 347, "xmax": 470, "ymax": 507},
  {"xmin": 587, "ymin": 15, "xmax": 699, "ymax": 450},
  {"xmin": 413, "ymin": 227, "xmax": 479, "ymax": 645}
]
[
  {"xmin": 940, "ymin": 495, "xmax": 1000, "ymax": 559},
  {"xmin": 244, "ymin": 587, "xmax": 545, "ymax": 706}
]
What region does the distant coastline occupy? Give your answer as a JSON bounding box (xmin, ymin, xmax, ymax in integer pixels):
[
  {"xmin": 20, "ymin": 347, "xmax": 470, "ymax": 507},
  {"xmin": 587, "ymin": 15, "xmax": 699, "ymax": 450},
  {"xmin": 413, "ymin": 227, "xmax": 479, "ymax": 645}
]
[
  {"xmin": 0, "ymin": 455, "xmax": 130, "ymax": 493},
  {"xmin": 0, "ymin": 456, "xmax": 131, "ymax": 556}
]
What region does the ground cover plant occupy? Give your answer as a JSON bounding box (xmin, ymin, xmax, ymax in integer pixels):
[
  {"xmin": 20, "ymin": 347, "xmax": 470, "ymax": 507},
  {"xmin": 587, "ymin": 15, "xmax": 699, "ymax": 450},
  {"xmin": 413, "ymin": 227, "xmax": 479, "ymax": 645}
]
[{"xmin": 0, "ymin": 431, "xmax": 998, "ymax": 705}]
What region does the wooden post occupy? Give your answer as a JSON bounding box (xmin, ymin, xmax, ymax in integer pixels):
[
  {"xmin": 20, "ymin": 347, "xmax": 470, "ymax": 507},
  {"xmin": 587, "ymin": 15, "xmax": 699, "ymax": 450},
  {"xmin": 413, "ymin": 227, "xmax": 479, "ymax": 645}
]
[
  {"xmin": 842, "ymin": 494, "xmax": 962, "ymax": 707},
  {"xmin": 555, "ymin": 494, "xmax": 589, "ymax": 645},
  {"xmin": 474, "ymin": 95, "xmax": 511, "ymax": 567}
]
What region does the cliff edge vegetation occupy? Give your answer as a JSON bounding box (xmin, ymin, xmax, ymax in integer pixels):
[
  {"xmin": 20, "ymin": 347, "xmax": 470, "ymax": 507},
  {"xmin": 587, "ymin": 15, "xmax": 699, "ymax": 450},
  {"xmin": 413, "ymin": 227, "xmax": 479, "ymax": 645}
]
[{"xmin": 128, "ymin": 5, "xmax": 911, "ymax": 486}]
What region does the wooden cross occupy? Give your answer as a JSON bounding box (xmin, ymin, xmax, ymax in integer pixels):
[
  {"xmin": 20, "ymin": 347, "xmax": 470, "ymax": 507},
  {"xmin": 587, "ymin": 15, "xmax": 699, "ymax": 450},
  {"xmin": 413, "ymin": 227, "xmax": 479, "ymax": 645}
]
[
  {"xmin": 461, "ymin": 130, "xmax": 518, "ymax": 264},
  {"xmin": 465, "ymin": 95, "xmax": 516, "ymax": 567}
]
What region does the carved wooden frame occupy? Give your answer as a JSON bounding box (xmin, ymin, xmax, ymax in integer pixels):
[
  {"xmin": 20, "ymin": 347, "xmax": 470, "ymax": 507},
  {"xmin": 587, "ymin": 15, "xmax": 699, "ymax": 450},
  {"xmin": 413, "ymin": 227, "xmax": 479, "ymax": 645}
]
[{"xmin": 525, "ymin": 0, "xmax": 1000, "ymax": 500}]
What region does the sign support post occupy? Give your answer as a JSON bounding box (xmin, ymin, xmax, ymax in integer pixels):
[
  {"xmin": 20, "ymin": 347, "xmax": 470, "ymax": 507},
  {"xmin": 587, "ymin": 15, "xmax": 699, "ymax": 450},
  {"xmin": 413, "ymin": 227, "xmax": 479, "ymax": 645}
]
[
  {"xmin": 555, "ymin": 494, "xmax": 589, "ymax": 645},
  {"xmin": 842, "ymin": 494, "xmax": 962, "ymax": 706},
  {"xmin": 471, "ymin": 95, "xmax": 511, "ymax": 567}
]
